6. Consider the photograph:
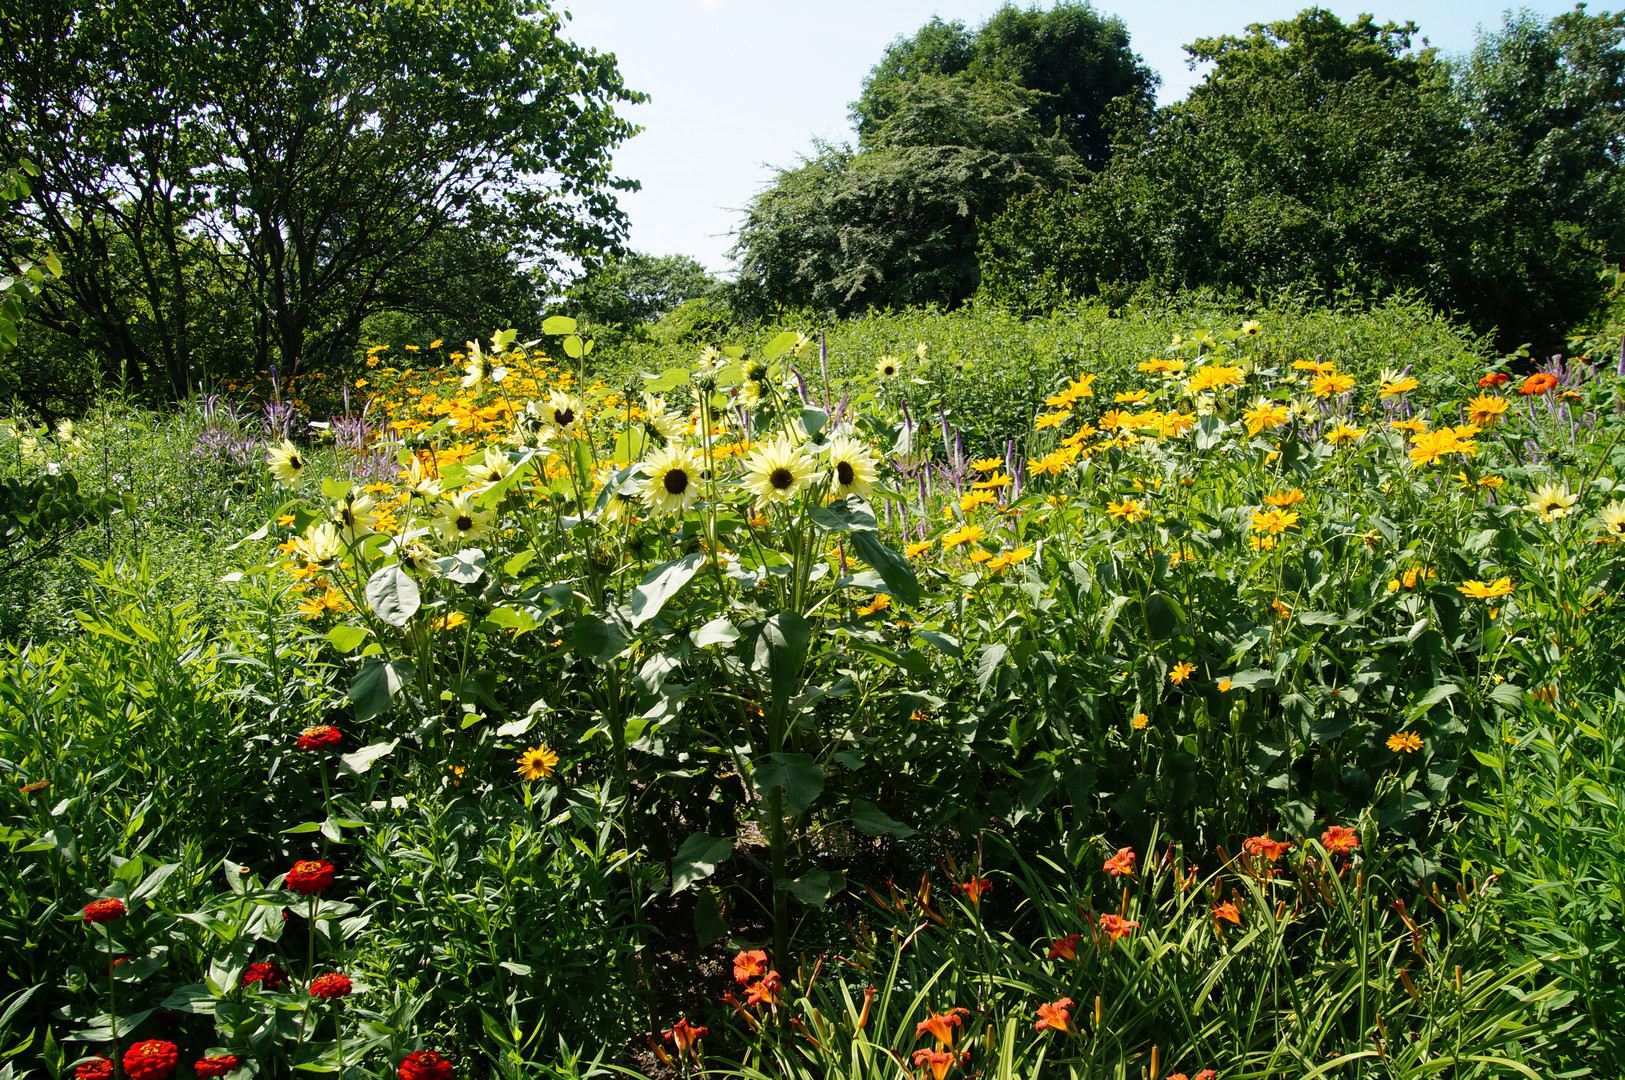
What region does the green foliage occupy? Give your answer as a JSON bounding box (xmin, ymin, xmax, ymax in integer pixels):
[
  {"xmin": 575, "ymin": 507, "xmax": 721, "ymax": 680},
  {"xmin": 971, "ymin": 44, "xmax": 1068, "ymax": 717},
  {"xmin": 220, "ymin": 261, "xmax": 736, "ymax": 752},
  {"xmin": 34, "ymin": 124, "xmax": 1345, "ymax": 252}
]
[
  {"xmin": 712, "ymin": 837, "xmax": 1565, "ymax": 1079},
  {"xmin": 736, "ymin": 2, "xmax": 1152, "ymax": 319},
  {"xmin": 732, "ymin": 79, "xmax": 1077, "ymax": 319},
  {"xmin": 565, "ymin": 252, "xmax": 720, "ymax": 348},
  {"xmin": 852, "ymin": 1, "xmax": 1156, "ymax": 166},
  {"xmin": 1, "ymin": 298, "xmax": 1621, "ymax": 1075},
  {"xmin": 979, "ymin": 8, "xmax": 1620, "ymax": 354},
  {"xmin": 1460, "ymin": 691, "xmax": 1625, "ymax": 1070},
  {"xmin": 607, "ymin": 296, "xmax": 1492, "ymax": 458},
  {"xmin": 0, "ymin": 0, "xmax": 642, "ymax": 396}
]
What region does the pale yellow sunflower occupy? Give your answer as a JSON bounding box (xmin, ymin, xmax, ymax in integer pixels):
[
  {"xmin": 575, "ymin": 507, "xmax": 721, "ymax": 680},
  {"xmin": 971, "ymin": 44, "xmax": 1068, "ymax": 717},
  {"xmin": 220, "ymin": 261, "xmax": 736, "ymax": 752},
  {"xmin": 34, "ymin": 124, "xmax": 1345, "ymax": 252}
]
[{"xmin": 742, "ymin": 438, "xmax": 815, "ymax": 506}]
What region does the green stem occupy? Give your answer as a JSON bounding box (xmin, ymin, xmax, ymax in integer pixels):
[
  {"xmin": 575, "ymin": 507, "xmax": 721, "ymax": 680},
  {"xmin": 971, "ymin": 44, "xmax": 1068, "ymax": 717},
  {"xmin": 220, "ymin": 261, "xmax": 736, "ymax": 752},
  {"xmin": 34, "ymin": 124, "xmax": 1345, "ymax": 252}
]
[
  {"xmin": 768, "ymin": 705, "xmax": 788, "ymax": 967},
  {"xmin": 333, "ymin": 1001, "xmax": 345, "ymax": 1080}
]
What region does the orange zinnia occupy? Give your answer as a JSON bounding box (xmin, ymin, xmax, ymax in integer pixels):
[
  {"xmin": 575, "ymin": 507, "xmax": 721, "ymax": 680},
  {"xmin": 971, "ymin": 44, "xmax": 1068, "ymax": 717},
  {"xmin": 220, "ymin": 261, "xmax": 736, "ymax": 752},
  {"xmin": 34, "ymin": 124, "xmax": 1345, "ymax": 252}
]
[
  {"xmin": 1518, "ymin": 372, "xmax": 1558, "ymax": 395},
  {"xmin": 1034, "ymin": 997, "xmax": 1076, "ymax": 1034},
  {"xmin": 1102, "ymin": 846, "xmax": 1137, "ymax": 878}
]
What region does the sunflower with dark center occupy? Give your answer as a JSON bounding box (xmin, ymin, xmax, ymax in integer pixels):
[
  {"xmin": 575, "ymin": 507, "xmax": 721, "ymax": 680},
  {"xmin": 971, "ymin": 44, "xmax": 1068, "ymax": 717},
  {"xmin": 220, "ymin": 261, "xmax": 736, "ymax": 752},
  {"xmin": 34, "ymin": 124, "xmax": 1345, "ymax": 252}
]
[
  {"xmin": 640, "ymin": 445, "xmax": 704, "ymax": 515},
  {"xmin": 875, "ymin": 356, "xmax": 900, "ymax": 379},
  {"xmin": 267, "ymin": 440, "xmax": 305, "ymax": 485},
  {"xmin": 826, "ymin": 434, "xmax": 878, "ymax": 499},
  {"xmin": 433, "ymin": 492, "xmax": 494, "ymax": 544},
  {"xmin": 329, "ymin": 491, "xmax": 378, "ymax": 541},
  {"xmin": 744, "ymin": 438, "xmax": 816, "ymax": 505},
  {"xmin": 544, "ymin": 390, "xmax": 583, "ymax": 434}
]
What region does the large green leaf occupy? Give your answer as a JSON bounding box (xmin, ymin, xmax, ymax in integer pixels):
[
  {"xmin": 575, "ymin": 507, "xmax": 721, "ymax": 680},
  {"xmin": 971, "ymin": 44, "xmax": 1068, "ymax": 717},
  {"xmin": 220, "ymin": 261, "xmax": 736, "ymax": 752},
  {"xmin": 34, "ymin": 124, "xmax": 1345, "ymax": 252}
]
[
  {"xmin": 740, "ymin": 612, "xmax": 812, "ymax": 713},
  {"xmin": 850, "ymin": 800, "xmax": 916, "ymax": 838},
  {"xmin": 349, "ymin": 658, "xmax": 415, "ymax": 722},
  {"xmin": 629, "ymin": 552, "xmax": 706, "ymax": 627},
  {"xmin": 670, "ymin": 833, "xmax": 733, "ymax": 893},
  {"xmin": 776, "ymin": 869, "xmax": 843, "ymax": 908},
  {"xmin": 752, "ymin": 752, "xmax": 824, "ymax": 814},
  {"xmin": 572, "ymin": 615, "xmax": 628, "ymax": 665},
  {"xmin": 365, "ymin": 566, "xmax": 420, "ymax": 626},
  {"xmin": 849, "ymin": 530, "xmax": 921, "ymax": 606}
]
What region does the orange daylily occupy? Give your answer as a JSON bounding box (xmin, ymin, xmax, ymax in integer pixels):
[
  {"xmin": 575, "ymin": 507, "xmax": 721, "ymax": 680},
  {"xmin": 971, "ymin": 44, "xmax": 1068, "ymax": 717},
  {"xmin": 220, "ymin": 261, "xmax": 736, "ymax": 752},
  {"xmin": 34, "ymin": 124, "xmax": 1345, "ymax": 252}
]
[
  {"xmin": 1098, "ymin": 913, "xmax": 1140, "ymax": 942},
  {"xmin": 1047, "ymin": 933, "xmax": 1082, "ymax": 961},
  {"xmin": 1034, "ymin": 997, "xmax": 1076, "ymax": 1034},
  {"xmin": 915, "ymin": 1007, "xmax": 969, "ymax": 1048},
  {"xmin": 912, "ymin": 1048, "xmax": 968, "ymax": 1080},
  {"xmin": 1103, "ymin": 846, "xmax": 1137, "ymax": 878}
]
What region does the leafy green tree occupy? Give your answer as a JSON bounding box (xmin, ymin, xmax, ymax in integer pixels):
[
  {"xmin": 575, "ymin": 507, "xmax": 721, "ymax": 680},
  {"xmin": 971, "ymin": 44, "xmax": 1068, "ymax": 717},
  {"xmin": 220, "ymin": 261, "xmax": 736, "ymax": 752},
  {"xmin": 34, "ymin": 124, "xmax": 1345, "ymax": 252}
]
[
  {"xmin": 0, "ymin": 0, "xmax": 642, "ymax": 397},
  {"xmin": 853, "ymin": 1, "xmax": 1155, "ymax": 166},
  {"xmin": 566, "ymin": 253, "xmax": 718, "ymax": 344},
  {"xmin": 733, "ymin": 77, "xmax": 1077, "ymax": 318},
  {"xmin": 1454, "ymin": 6, "xmax": 1625, "ymax": 258},
  {"xmin": 979, "ymin": 8, "xmax": 1603, "ymax": 351}
]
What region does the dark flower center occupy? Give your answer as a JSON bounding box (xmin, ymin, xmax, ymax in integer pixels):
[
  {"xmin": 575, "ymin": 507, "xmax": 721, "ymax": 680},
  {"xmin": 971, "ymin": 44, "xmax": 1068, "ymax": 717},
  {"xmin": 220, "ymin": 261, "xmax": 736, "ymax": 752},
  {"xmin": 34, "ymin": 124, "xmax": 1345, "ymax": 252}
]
[
  {"xmin": 290, "ymin": 455, "xmax": 302, "ymax": 469},
  {"xmin": 555, "ymin": 408, "xmax": 575, "ymax": 426},
  {"xmin": 663, "ymin": 468, "xmax": 689, "ymax": 495},
  {"xmin": 836, "ymin": 461, "xmax": 855, "ymax": 485},
  {"xmin": 456, "ymin": 514, "xmax": 473, "ymax": 531},
  {"xmin": 770, "ymin": 467, "xmax": 794, "ymax": 490}
]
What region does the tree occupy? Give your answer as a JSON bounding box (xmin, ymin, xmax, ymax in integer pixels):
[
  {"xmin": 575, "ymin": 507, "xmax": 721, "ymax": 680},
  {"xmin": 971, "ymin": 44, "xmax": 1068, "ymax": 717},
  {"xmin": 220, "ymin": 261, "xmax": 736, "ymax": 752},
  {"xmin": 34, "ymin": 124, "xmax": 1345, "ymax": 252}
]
[
  {"xmin": 733, "ymin": 77, "xmax": 1077, "ymax": 318},
  {"xmin": 853, "ymin": 1, "xmax": 1156, "ymax": 167},
  {"xmin": 979, "ymin": 8, "xmax": 1604, "ymax": 351},
  {"xmin": 0, "ymin": 0, "xmax": 642, "ymax": 397},
  {"xmin": 567, "ymin": 253, "xmax": 718, "ymax": 330},
  {"xmin": 1454, "ymin": 6, "xmax": 1625, "ymax": 258}
]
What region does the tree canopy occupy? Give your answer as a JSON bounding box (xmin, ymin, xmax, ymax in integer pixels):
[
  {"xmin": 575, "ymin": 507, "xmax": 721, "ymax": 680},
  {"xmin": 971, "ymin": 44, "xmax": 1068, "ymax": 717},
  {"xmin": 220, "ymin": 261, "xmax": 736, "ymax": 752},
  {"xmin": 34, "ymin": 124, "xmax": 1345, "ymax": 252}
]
[
  {"xmin": 733, "ymin": 2, "xmax": 1150, "ymax": 319},
  {"xmin": 979, "ymin": 7, "xmax": 1625, "ymax": 352},
  {"xmin": 0, "ymin": 0, "xmax": 643, "ymax": 399}
]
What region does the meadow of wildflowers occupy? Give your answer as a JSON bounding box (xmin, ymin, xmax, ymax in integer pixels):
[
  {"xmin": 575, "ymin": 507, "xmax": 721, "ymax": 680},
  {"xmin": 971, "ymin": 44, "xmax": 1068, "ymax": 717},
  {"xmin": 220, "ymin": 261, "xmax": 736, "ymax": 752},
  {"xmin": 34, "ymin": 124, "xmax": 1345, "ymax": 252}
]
[{"xmin": 2, "ymin": 303, "xmax": 1623, "ymax": 1078}]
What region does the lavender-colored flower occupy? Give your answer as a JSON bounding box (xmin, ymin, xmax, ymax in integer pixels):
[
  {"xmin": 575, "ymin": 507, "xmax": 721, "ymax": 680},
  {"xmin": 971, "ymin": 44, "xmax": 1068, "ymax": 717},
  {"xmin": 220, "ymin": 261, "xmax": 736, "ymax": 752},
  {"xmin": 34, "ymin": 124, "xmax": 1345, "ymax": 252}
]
[{"xmin": 263, "ymin": 399, "xmax": 297, "ymax": 439}]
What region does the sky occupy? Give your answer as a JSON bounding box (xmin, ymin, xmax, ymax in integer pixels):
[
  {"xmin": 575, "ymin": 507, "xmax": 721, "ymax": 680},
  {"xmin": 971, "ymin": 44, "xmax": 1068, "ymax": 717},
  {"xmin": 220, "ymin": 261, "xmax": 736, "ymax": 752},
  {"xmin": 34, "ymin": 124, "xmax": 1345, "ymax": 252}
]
[{"xmin": 562, "ymin": 0, "xmax": 1584, "ymax": 276}]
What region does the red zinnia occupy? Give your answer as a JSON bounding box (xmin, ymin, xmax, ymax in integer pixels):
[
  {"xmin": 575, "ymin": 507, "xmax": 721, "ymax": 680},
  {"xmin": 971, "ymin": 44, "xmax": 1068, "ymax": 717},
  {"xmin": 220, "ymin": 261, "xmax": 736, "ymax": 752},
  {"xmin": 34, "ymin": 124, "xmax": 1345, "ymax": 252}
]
[
  {"xmin": 1478, "ymin": 372, "xmax": 1509, "ymax": 388},
  {"xmin": 75, "ymin": 1057, "xmax": 113, "ymax": 1080},
  {"xmin": 398, "ymin": 1050, "xmax": 455, "ymax": 1080},
  {"xmin": 1518, "ymin": 373, "xmax": 1559, "ymax": 396},
  {"xmin": 122, "ymin": 1039, "xmax": 179, "ymax": 1080},
  {"xmin": 285, "ymin": 860, "xmax": 335, "ymax": 895},
  {"xmin": 241, "ymin": 961, "xmax": 288, "ymax": 990},
  {"xmin": 309, "ymin": 972, "xmax": 353, "ymax": 999},
  {"xmin": 296, "ymin": 725, "xmax": 342, "ymax": 750},
  {"xmin": 193, "ymin": 1056, "xmax": 240, "ymax": 1078},
  {"xmin": 83, "ymin": 898, "xmax": 126, "ymax": 924}
]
